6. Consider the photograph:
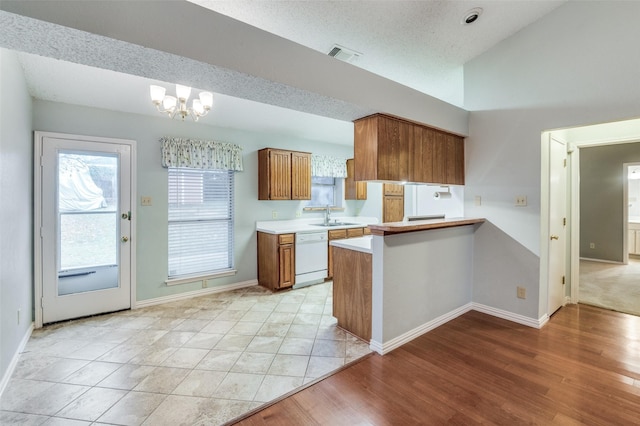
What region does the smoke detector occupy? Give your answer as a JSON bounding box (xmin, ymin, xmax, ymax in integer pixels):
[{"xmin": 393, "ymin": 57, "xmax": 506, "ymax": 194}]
[
  {"xmin": 461, "ymin": 8, "xmax": 483, "ymax": 25},
  {"xmin": 327, "ymin": 44, "xmax": 362, "ymax": 63}
]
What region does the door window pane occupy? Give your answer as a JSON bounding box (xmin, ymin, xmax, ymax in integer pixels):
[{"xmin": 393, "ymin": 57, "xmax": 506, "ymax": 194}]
[{"xmin": 57, "ymin": 152, "xmax": 119, "ymax": 295}]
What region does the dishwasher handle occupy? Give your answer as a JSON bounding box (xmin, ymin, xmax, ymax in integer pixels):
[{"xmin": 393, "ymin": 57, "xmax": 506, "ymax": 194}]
[{"xmin": 296, "ymin": 232, "xmax": 328, "ymax": 244}]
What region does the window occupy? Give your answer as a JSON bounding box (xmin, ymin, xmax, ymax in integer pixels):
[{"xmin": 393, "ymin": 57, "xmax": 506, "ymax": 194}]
[
  {"xmin": 307, "ymin": 176, "xmax": 336, "ymax": 207},
  {"xmin": 168, "ymin": 168, "xmax": 234, "ymax": 279}
]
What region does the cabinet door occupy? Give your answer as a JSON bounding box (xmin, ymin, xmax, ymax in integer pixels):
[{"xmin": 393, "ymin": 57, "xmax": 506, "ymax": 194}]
[
  {"xmin": 268, "ymin": 150, "xmax": 291, "ymax": 200},
  {"xmin": 278, "ymin": 243, "xmax": 295, "ymax": 288},
  {"xmin": 328, "ymin": 229, "xmax": 348, "ymax": 278},
  {"xmin": 445, "ymin": 134, "xmax": 465, "ymax": 185},
  {"xmin": 345, "ymin": 159, "xmax": 368, "ymax": 200},
  {"xmin": 629, "ymin": 230, "xmax": 636, "ymax": 254},
  {"xmin": 291, "ymin": 152, "xmax": 311, "ymax": 200},
  {"xmin": 635, "ymin": 230, "xmax": 640, "ymax": 255},
  {"xmin": 383, "ymin": 196, "xmax": 404, "ymax": 222}
]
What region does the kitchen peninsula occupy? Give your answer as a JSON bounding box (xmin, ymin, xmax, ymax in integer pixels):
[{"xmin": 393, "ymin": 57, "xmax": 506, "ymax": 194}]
[{"xmin": 331, "ymin": 217, "xmax": 485, "ymax": 354}]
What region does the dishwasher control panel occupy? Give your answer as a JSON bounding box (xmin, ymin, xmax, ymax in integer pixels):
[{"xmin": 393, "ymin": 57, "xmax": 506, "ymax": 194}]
[{"xmin": 296, "ymin": 231, "xmax": 328, "ymax": 243}]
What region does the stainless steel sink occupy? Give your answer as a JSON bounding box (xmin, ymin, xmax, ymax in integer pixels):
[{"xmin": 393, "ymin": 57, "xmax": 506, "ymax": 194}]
[{"xmin": 311, "ymin": 222, "xmax": 359, "ymax": 227}]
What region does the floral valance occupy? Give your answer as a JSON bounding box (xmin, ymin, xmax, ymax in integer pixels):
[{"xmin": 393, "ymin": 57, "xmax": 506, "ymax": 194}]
[
  {"xmin": 311, "ymin": 154, "xmax": 347, "ymax": 178},
  {"xmin": 160, "ymin": 137, "xmax": 243, "ymax": 171}
]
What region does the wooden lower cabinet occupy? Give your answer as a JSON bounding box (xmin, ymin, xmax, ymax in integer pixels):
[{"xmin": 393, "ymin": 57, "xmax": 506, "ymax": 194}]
[
  {"xmin": 257, "ymin": 232, "xmax": 295, "ymax": 291},
  {"xmin": 332, "ymin": 246, "xmax": 372, "ymax": 341},
  {"xmin": 328, "ymin": 227, "xmax": 368, "ymax": 279}
]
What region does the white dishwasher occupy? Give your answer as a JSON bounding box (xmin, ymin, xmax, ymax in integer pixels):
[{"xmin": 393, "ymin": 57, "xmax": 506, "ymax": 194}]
[{"xmin": 294, "ymin": 230, "xmax": 328, "ymax": 288}]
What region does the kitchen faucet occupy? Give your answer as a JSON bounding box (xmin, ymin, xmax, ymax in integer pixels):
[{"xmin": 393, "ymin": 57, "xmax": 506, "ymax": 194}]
[{"xmin": 324, "ymin": 204, "xmax": 331, "ymax": 225}]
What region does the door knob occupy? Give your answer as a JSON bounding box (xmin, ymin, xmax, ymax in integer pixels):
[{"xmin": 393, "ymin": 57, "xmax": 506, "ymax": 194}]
[
  {"xmin": 121, "ymin": 236, "xmax": 129, "ymax": 243},
  {"xmin": 550, "ymin": 235, "xmax": 559, "ymax": 240}
]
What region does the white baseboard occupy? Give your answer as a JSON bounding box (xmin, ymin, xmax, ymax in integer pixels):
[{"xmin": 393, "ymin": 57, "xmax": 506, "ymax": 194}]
[
  {"xmin": 472, "ymin": 303, "xmax": 547, "ymax": 329},
  {"xmin": 370, "ymin": 303, "xmax": 547, "ymax": 355},
  {"xmin": 579, "ymin": 257, "xmax": 624, "ymax": 265},
  {"xmin": 369, "ymin": 303, "xmax": 473, "ymax": 355},
  {"xmin": 134, "ymin": 279, "xmax": 259, "ymax": 309},
  {"xmin": 0, "ymin": 322, "xmax": 34, "ymax": 398}
]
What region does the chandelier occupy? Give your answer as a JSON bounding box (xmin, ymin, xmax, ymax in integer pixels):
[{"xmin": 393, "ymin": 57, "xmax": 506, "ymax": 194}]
[{"xmin": 150, "ymin": 84, "xmax": 213, "ymax": 121}]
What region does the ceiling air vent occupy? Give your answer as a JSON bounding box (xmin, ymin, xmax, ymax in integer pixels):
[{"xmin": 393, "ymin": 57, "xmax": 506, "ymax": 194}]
[{"xmin": 328, "ymin": 44, "xmax": 361, "ymax": 63}]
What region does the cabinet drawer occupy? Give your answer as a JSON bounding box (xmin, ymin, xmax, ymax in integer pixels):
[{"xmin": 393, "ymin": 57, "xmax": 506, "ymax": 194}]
[
  {"xmin": 363, "ymin": 227, "xmax": 371, "ymax": 236},
  {"xmin": 347, "ymin": 228, "xmax": 364, "ymax": 238},
  {"xmin": 328, "ymin": 229, "xmax": 348, "ymax": 240},
  {"xmin": 279, "ymin": 234, "xmax": 294, "ymax": 245}
]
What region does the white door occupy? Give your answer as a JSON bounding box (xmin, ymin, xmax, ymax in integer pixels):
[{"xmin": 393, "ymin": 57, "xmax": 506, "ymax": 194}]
[
  {"xmin": 548, "ymin": 136, "xmax": 567, "ymax": 315},
  {"xmin": 38, "ymin": 133, "xmax": 134, "ymax": 324}
]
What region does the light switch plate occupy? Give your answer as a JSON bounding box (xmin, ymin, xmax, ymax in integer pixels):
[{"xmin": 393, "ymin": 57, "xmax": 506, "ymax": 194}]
[
  {"xmin": 474, "ymin": 196, "xmax": 481, "ymax": 206},
  {"xmin": 141, "ymin": 196, "xmax": 152, "ymax": 206}
]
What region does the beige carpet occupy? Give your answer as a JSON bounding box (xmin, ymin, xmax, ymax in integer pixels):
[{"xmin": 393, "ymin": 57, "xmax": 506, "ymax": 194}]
[{"xmin": 579, "ymin": 258, "xmax": 640, "ymax": 317}]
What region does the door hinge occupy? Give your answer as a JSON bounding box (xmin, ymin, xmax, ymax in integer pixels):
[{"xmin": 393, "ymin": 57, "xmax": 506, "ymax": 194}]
[
  {"xmin": 563, "ymin": 217, "xmax": 566, "ymax": 226},
  {"xmin": 562, "ymin": 276, "xmax": 565, "ymax": 285},
  {"xmin": 563, "ymin": 158, "xmax": 567, "ymax": 167},
  {"xmin": 40, "ymin": 297, "xmax": 44, "ymax": 308}
]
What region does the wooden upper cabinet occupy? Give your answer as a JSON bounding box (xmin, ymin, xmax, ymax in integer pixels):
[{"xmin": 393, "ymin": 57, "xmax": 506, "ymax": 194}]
[
  {"xmin": 291, "ymin": 151, "xmax": 311, "ymax": 200},
  {"xmin": 354, "ymin": 113, "xmax": 464, "ymax": 185},
  {"xmin": 258, "ymin": 148, "xmax": 311, "ymax": 200},
  {"xmin": 345, "ymin": 159, "xmax": 367, "ymax": 200}
]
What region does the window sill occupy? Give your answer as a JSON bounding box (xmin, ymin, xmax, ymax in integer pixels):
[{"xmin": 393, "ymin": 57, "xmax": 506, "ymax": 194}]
[
  {"xmin": 165, "ymin": 269, "xmax": 237, "ymax": 286},
  {"xmin": 303, "ymin": 207, "xmax": 345, "ymax": 212}
]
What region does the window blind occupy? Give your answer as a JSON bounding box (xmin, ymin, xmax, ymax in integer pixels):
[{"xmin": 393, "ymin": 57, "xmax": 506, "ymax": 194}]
[{"xmin": 168, "ymin": 168, "xmax": 234, "ymax": 278}]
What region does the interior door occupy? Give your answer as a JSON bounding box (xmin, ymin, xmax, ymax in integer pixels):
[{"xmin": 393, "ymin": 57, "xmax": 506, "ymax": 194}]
[
  {"xmin": 39, "ymin": 134, "xmax": 133, "ymax": 324},
  {"xmin": 548, "ymin": 136, "xmax": 567, "ymax": 315}
]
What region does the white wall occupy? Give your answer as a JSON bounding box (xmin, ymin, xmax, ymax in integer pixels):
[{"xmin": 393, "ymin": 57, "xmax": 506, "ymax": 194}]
[
  {"xmin": 33, "ymin": 100, "xmax": 359, "ymax": 302},
  {"xmin": 405, "ymin": 185, "xmax": 464, "ymax": 219},
  {"xmin": 371, "ymin": 226, "xmax": 474, "ymax": 348},
  {"xmin": 580, "ymin": 143, "xmax": 640, "ymax": 261},
  {"xmin": 0, "ymin": 48, "xmax": 33, "ymax": 388},
  {"xmin": 464, "ymin": 1, "xmax": 640, "ymax": 318}
]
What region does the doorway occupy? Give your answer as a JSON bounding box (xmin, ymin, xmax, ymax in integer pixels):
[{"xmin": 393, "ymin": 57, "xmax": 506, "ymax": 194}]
[
  {"xmin": 35, "ymin": 132, "xmax": 136, "ymax": 326},
  {"xmin": 542, "ymin": 118, "xmax": 640, "ymax": 319}
]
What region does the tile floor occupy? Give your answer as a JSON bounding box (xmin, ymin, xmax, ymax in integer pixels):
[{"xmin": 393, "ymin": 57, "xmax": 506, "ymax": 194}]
[{"xmin": 0, "ymin": 282, "xmax": 372, "ymax": 425}]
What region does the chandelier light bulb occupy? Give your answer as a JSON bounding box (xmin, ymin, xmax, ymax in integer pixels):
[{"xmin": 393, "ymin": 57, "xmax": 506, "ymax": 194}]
[
  {"xmin": 162, "ymin": 95, "xmax": 177, "ymax": 111},
  {"xmin": 175, "ymin": 84, "xmax": 191, "ymax": 101},
  {"xmin": 199, "ymin": 91, "xmax": 213, "ymax": 109},
  {"xmin": 192, "ymin": 99, "xmax": 204, "ymax": 115},
  {"xmin": 150, "ymin": 85, "xmax": 166, "ymax": 103}
]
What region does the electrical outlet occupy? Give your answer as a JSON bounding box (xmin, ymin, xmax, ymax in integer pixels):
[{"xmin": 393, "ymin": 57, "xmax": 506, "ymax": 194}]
[
  {"xmin": 517, "ymin": 286, "xmax": 526, "ymax": 299},
  {"xmin": 590, "ymin": 242, "xmax": 595, "ymax": 249},
  {"xmin": 272, "ymin": 211, "xmax": 278, "ymax": 219},
  {"xmin": 295, "ymin": 211, "xmax": 302, "ymax": 218},
  {"xmin": 202, "ymin": 281, "xmax": 207, "ymax": 288},
  {"xmin": 515, "ymin": 196, "xmax": 527, "ymax": 207},
  {"xmin": 141, "ymin": 196, "xmax": 152, "ymax": 206},
  {"xmin": 474, "ymin": 196, "xmax": 481, "ymax": 206}
]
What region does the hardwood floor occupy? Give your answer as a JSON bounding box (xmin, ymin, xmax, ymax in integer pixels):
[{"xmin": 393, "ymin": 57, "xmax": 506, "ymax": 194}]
[{"xmin": 233, "ymin": 304, "xmax": 640, "ymax": 425}]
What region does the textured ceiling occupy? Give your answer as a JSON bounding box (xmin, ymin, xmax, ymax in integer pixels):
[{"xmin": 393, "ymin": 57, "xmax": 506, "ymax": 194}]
[
  {"xmin": 3, "ymin": 1, "xmax": 565, "ymax": 144},
  {"xmin": 191, "ymin": 0, "xmax": 565, "ymax": 107}
]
